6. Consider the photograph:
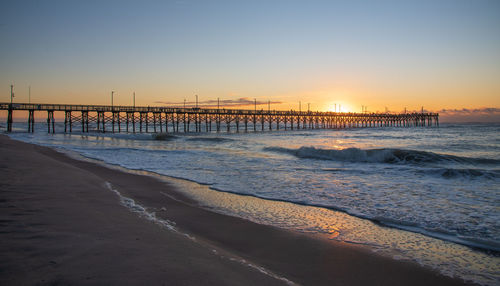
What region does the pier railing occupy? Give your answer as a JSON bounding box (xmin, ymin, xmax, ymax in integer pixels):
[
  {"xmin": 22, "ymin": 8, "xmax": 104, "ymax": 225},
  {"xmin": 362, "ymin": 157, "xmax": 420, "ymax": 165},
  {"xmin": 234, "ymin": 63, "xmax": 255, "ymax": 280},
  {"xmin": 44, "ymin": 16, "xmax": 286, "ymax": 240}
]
[{"xmin": 1, "ymin": 102, "xmax": 438, "ymax": 133}]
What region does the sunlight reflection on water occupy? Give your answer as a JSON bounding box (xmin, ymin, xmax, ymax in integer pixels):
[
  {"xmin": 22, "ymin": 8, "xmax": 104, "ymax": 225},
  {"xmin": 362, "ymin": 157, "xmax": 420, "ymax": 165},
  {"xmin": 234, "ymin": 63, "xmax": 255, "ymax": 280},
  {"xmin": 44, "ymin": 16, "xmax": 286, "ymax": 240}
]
[{"xmin": 165, "ymin": 176, "xmax": 499, "ymax": 286}]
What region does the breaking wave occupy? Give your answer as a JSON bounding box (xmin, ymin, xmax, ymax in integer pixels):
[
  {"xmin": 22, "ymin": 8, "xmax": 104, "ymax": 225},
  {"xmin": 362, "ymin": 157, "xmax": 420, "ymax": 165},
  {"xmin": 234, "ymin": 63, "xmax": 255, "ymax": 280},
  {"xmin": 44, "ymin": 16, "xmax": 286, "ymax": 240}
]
[{"xmin": 264, "ymin": 146, "xmax": 500, "ymax": 166}]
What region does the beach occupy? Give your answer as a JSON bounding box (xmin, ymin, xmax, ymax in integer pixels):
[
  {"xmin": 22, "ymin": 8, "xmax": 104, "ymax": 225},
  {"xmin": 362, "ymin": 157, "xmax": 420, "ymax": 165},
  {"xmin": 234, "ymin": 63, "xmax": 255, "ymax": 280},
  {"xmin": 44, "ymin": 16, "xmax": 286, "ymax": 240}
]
[{"xmin": 0, "ymin": 134, "xmax": 475, "ymax": 285}]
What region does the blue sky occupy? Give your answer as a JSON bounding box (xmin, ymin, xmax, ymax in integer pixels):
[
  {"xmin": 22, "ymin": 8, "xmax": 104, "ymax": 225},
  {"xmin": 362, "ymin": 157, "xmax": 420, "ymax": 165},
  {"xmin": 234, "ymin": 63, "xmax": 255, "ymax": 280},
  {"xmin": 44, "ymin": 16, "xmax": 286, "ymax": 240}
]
[{"xmin": 1, "ymin": 0, "xmax": 499, "ymax": 115}]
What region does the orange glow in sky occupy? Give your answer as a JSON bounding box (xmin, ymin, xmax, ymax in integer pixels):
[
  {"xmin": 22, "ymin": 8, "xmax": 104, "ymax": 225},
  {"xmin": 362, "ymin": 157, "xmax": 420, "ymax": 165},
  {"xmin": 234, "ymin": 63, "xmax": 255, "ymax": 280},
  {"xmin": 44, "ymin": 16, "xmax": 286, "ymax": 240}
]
[{"xmin": 1, "ymin": 1, "xmax": 499, "ymax": 121}]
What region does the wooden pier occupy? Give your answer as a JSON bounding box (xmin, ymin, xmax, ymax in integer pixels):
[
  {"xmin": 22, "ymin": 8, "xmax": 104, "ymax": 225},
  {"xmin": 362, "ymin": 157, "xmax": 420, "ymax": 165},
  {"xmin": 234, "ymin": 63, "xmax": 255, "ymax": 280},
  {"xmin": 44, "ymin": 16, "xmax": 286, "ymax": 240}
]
[{"xmin": 1, "ymin": 103, "xmax": 438, "ymax": 134}]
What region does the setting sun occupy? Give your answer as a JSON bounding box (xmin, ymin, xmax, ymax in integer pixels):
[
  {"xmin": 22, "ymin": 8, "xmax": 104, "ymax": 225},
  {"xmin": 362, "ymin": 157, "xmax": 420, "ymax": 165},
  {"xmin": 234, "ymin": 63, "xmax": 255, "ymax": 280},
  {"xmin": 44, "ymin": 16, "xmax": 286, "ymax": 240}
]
[{"xmin": 326, "ymin": 102, "xmax": 354, "ymax": 113}]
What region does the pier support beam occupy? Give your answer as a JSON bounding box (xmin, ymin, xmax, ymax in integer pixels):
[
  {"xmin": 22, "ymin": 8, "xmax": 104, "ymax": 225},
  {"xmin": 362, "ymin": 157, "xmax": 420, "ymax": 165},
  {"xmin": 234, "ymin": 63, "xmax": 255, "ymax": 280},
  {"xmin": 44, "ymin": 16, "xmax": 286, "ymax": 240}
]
[
  {"xmin": 28, "ymin": 110, "xmax": 35, "ymax": 132},
  {"xmin": 97, "ymin": 111, "xmax": 105, "ymax": 132},
  {"xmin": 47, "ymin": 110, "xmax": 55, "ymax": 133},
  {"xmin": 132, "ymin": 113, "xmax": 136, "ymax": 133},
  {"xmin": 64, "ymin": 111, "xmax": 72, "ymax": 133},
  {"xmin": 216, "ymin": 114, "xmax": 221, "ymax": 132},
  {"xmin": 81, "ymin": 111, "xmax": 89, "ymax": 132},
  {"xmin": 126, "ymin": 112, "xmax": 130, "ymax": 132},
  {"xmin": 153, "ymin": 112, "xmax": 157, "ymax": 133},
  {"xmin": 112, "ymin": 112, "xmax": 121, "ymax": 133},
  {"xmin": 205, "ymin": 114, "xmax": 209, "ymax": 132},
  {"xmin": 7, "ymin": 106, "xmax": 13, "ymax": 132},
  {"xmin": 139, "ymin": 112, "xmax": 144, "ymax": 133}
]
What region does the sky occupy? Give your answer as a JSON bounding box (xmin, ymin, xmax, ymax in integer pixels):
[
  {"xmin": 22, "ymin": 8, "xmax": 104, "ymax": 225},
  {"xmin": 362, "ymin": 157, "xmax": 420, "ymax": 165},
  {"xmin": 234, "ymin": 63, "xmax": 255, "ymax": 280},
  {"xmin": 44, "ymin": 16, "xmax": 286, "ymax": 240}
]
[{"xmin": 1, "ymin": 0, "xmax": 499, "ymax": 121}]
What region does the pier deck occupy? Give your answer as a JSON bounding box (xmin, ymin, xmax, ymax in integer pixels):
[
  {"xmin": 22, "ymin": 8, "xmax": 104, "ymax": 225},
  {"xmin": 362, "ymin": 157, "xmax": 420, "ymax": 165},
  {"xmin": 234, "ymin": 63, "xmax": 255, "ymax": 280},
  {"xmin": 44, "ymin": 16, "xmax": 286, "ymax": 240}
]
[{"xmin": 1, "ymin": 103, "xmax": 438, "ymax": 133}]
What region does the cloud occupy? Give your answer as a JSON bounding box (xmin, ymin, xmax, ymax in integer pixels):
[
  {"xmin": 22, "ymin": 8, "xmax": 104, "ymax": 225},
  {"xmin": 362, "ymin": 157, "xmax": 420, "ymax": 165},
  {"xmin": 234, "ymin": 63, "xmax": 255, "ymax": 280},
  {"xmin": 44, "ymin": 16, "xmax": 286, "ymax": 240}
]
[
  {"xmin": 155, "ymin": 97, "xmax": 282, "ymax": 108},
  {"xmin": 437, "ymin": 107, "xmax": 500, "ymax": 123},
  {"xmin": 437, "ymin": 107, "xmax": 500, "ymax": 115}
]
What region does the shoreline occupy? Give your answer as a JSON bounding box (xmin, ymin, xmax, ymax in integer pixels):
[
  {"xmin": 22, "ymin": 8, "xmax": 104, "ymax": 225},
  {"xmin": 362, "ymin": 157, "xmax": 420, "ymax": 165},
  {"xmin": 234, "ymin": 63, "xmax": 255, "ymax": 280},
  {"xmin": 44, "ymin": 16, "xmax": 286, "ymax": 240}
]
[
  {"xmin": 28, "ymin": 130, "xmax": 499, "ymax": 255},
  {"xmin": 54, "ymin": 140, "xmax": 499, "ymax": 284},
  {"xmin": 0, "ymin": 134, "xmax": 476, "ymax": 285}
]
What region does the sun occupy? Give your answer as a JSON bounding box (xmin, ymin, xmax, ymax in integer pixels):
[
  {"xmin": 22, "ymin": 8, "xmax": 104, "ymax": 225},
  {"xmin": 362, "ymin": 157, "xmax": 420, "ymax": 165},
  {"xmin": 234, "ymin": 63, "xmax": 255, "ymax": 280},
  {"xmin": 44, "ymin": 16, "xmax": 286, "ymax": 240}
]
[{"xmin": 326, "ymin": 102, "xmax": 354, "ymax": 113}]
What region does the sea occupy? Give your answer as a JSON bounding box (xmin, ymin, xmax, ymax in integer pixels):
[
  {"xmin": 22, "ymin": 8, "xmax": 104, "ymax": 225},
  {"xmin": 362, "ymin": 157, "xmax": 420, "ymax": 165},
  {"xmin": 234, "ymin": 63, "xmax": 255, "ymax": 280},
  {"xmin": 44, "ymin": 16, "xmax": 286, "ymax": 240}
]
[{"xmin": 3, "ymin": 121, "xmax": 499, "ymax": 285}]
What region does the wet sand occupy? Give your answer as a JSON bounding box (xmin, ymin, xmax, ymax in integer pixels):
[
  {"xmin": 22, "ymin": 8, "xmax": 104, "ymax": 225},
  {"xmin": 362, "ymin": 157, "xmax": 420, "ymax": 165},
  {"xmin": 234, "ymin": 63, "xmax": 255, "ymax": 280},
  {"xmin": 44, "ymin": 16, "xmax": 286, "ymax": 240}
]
[{"xmin": 0, "ymin": 135, "xmax": 474, "ymax": 285}]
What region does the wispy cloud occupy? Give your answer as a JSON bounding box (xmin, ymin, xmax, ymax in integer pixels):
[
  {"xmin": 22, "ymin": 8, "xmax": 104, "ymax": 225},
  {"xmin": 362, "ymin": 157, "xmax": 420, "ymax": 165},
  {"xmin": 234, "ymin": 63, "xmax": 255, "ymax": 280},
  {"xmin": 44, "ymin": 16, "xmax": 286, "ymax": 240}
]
[
  {"xmin": 437, "ymin": 107, "xmax": 500, "ymax": 115},
  {"xmin": 155, "ymin": 97, "xmax": 282, "ymax": 108},
  {"xmin": 437, "ymin": 107, "xmax": 500, "ymax": 122}
]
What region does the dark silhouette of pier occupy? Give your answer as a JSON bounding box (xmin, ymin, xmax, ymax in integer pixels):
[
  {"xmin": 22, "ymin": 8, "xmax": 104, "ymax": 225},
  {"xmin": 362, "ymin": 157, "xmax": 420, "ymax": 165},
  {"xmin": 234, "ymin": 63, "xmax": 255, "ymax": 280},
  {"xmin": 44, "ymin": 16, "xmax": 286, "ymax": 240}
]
[{"xmin": 1, "ymin": 103, "xmax": 438, "ymax": 133}]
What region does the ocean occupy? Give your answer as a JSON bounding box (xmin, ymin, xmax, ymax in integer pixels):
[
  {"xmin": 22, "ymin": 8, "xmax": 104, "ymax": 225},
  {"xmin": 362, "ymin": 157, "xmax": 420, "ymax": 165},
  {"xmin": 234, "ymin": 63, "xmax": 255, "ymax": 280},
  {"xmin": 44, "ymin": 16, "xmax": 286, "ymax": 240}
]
[{"xmin": 4, "ymin": 121, "xmax": 499, "ymax": 285}]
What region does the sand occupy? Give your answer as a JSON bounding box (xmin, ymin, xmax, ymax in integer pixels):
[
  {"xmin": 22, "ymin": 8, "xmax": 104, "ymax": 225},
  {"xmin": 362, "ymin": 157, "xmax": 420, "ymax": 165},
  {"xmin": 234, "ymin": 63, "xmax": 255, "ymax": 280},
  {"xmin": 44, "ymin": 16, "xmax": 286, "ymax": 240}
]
[{"xmin": 0, "ymin": 135, "xmax": 475, "ymax": 285}]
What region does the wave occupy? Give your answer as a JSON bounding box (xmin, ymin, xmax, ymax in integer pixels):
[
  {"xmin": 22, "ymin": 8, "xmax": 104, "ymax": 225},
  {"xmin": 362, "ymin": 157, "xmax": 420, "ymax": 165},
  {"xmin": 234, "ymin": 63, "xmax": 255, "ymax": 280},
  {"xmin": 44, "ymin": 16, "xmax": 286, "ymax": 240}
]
[
  {"xmin": 208, "ymin": 183, "xmax": 500, "ymax": 253},
  {"xmin": 152, "ymin": 133, "xmax": 178, "ymax": 141},
  {"xmin": 267, "ymin": 132, "xmax": 318, "ymax": 137},
  {"xmin": 424, "ymin": 168, "xmax": 500, "ymax": 180},
  {"xmin": 264, "ymin": 146, "xmax": 500, "ymax": 166},
  {"xmin": 185, "ymin": 137, "xmax": 234, "ymax": 143},
  {"xmin": 372, "ymin": 217, "xmax": 500, "ymax": 252}
]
